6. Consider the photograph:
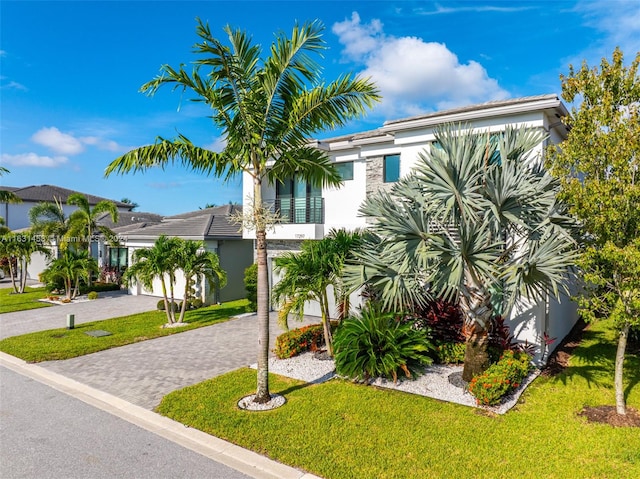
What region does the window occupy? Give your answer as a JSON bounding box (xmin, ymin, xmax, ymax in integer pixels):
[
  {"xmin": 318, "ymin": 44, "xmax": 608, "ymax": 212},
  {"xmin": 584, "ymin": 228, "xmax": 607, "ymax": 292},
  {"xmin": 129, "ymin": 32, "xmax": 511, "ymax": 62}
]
[
  {"xmin": 334, "ymin": 161, "xmax": 354, "ymax": 181},
  {"xmin": 276, "ymin": 175, "xmax": 323, "ymax": 223},
  {"xmin": 108, "ymin": 247, "xmax": 128, "ymax": 271},
  {"xmin": 383, "ymin": 154, "xmax": 400, "ymax": 183}
]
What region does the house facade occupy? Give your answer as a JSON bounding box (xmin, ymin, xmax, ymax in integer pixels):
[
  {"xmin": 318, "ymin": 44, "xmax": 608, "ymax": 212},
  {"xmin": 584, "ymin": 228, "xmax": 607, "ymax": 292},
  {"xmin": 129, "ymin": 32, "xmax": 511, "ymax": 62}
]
[
  {"xmin": 0, "ymin": 185, "xmax": 134, "ymax": 279},
  {"xmin": 114, "ymin": 205, "xmax": 253, "ymax": 304},
  {"xmin": 242, "ymin": 94, "xmax": 577, "ymax": 363}
]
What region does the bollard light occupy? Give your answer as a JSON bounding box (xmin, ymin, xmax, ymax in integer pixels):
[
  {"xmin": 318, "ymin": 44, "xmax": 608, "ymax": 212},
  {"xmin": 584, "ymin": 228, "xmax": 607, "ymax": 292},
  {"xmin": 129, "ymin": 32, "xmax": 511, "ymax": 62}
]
[{"xmin": 67, "ymin": 314, "xmax": 75, "ymax": 330}]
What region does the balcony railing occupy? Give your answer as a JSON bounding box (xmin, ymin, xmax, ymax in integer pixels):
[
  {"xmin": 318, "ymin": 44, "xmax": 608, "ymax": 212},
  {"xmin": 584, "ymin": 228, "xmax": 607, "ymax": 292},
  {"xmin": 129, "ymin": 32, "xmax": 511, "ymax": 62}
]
[{"xmin": 271, "ymin": 197, "xmax": 324, "ymax": 224}]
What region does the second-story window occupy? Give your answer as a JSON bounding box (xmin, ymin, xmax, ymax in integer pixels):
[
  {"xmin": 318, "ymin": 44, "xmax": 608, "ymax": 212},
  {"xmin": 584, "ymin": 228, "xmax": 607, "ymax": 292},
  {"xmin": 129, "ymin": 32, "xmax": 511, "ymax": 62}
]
[
  {"xmin": 384, "ymin": 154, "xmax": 400, "ymax": 183},
  {"xmin": 334, "ymin": 161, "xmax": 354, "ymax": 181}
]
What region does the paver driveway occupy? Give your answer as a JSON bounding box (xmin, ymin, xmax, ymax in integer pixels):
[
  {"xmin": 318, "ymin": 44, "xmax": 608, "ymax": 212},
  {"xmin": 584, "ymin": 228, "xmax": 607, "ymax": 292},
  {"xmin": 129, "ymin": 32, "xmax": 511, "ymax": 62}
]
[{"xmin": 39, "ymin": 312, "xmax": 316, "ymax": 409}]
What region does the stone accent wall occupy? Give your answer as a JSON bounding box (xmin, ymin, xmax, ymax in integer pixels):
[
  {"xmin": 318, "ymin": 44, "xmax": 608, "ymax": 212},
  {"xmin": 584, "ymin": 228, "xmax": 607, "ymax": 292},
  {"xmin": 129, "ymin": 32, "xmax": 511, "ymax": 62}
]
[
  {"xmin": 366, "ymin": 155, "xmax": 394, "ymax": 197},
  {"xmin": 266, "ymin": 239, "xmax": 304, "ymax": 257}
]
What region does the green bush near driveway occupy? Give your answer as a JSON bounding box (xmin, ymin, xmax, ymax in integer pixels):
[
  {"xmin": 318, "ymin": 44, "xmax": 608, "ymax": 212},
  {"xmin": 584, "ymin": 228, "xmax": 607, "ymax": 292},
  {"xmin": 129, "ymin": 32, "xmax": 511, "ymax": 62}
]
[
  {"xmin": 0, "ymin": 287, "xmax": 51, "ymax": 314},
  {"xmin": 157, "ymin": 318, "xmax": 639, "ymax": 479},
  {"xmin": 0, "ymin": 299, "xmax": 248, "ymax": 362}
]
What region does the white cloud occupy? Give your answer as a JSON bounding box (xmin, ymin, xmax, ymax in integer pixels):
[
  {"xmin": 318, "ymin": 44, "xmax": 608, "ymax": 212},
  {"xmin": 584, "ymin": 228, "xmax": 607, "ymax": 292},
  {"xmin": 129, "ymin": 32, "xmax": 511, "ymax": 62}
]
[
  {"xmin": 574, "ymin": 0, "xmax": 640, "ymax": 63},
  {"xmin": 1, "ymin": 152, "xmax": 68, "ymax": 168},
  {"xmin": 79, "ymin": 135, "xmax": 127, "ymax": 152},
  {"xmin": 332, "ymin": 13, "xmax": 508, "ymax": 117},
  {"xmin": 414, "ymin": 3, "xmax": 534, "ymax": 15},
  {"xmin": 203, "ymin": 136, "xmax": 227, "ymax": 152},
  {"xmin": 31, "ymin": 127, "xmax": 84, "ymax": 155}
]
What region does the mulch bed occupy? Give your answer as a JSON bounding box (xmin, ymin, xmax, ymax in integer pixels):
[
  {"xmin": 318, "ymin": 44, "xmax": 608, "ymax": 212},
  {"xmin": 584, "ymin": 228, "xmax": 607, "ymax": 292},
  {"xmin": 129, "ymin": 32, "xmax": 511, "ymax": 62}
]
[
  {"xmin": 578, "ymin": 405, "xmax": 640, "ymax": 427},
  {"xmin": 541, "ymin": 318, "xmax": 640, "ymax": 427},
  {"xmin": 541, "ymin": 318, "xmax": 587, "ymax": 377}
]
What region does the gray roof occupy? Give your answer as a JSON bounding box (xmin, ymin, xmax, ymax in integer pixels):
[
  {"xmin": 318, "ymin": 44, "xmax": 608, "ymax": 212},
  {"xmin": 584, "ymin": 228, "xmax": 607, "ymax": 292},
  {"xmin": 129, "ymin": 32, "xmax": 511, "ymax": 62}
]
[
  {"xmin": 318, "ymin": 94, "xmax": 564, "ymax": 145},
  {"xmin": 113, "ymin": 204, "xmax": 242, "ymax": 240},
  {"xmin": 96, "ymin": 211, "xmax": 164, "ymax": 230},
  {"xmin": 1, "ymin": 184, "xmax": 133, "ymax": 209}
]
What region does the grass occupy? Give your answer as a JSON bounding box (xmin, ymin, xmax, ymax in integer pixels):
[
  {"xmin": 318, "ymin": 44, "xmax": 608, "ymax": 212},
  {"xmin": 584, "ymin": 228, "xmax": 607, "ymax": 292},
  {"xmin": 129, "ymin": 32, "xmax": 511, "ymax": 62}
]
[
  {"xmin": 0, "ymin": 287, "xmax": 52, "ymax": 314},
  {"xmin": 0, "ymin": 299, "xmax": 248, "ymax": 362},
  {"xmin": 157, "ymin": 318, "xmax": 640, "ymax": 479}
]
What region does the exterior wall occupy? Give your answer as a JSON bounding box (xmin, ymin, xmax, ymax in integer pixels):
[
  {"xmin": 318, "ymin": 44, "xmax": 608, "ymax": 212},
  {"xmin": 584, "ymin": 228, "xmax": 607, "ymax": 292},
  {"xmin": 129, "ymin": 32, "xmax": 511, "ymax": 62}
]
[
  {"xmin": 217, "ymin": 239, "xmax": 254, "ymax": 303},
  {"xmin": 241, "ymin": 101, "xmax": 578, "ymax": 364}
]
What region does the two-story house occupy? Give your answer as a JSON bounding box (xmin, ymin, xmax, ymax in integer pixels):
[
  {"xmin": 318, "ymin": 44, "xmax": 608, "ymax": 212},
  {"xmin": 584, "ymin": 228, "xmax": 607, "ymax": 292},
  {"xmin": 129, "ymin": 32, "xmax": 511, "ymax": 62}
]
[{"xmin": 242, "ymin": 94, "xmax": 577, "ymax": 363}]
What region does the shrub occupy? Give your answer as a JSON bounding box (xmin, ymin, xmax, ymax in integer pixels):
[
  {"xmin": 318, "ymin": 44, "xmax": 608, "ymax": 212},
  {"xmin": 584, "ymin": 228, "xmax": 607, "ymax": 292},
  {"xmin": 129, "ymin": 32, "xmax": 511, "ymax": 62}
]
[
  {"xmin": 274, "ymin": 323, "xmax": 336, "ymax": 359},
  {"xmin": 79, "ymin": 282, "xmax": 121, "ymax": 294},
  {"xmin": 468, "ymin": 350, "xmax": 533, "ymax": 406},
  {"xmin": 156, "ymin": 299, "xmax": 178, "ymax": 312},
  {"xmin": 433, "ymin": 341, "xmax": 466, "ymax": 364},
  {"xmin": 191, "ymin": 298, "xmax": 203, "ymax": 309},
  {"xmin": 87, "ymin": 291, "xmax": 99, "ymax": 300},
  {"xmin": 407, "ymin": 299, "xmax": 465, "ymax": 344},
  {"xmin": 333, "ymin": 305, "xmax": 434, "ymax": 383},
  {"xmin": 244, "ymin": 263, "xmax": 258, "ymax": 312}
]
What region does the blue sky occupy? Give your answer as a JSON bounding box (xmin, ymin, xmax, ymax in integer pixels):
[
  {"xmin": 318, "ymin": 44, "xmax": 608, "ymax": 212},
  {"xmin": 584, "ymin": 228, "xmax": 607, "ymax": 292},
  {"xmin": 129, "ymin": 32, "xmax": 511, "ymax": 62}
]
[{"xmin": 1, "ymin": 1, "xmax": 638, "ymax": 215}]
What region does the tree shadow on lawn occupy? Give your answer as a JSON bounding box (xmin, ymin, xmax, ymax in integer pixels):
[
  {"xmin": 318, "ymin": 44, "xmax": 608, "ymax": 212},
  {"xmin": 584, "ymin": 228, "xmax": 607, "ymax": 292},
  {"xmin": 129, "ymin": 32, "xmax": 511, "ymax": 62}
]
[{"xmin": 185, "ymin": 304, "xmax": 248, "ymax": 324}]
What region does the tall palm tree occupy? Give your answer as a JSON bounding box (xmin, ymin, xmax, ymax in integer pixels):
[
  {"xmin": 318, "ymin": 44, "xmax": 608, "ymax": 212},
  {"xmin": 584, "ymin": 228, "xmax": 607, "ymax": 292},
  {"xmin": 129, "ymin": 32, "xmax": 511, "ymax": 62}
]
[
  {"xmin": 0, "ymin": 231, "xmax": 50, "ymax": 293},
  {"xmin": 174, "ymin": 239, "xmax": 227, "ymax": 323},
  {"xmin": 67, "ymin": 193, "xmax": 120, "ymax": 258},
  {"xmin": 272, "ymin": 228, "xmax": 363, "ymax": 356},
  {"xmin": 123, "ymin": 235, "xmax": 181, "ymax": 325},
  {"xmin": 105, "ymin": 19, "xmax": 379, "ymax": 403},
  {"xmin": 347, "ymin": 124, "xmax": 579, "ymax": 381},
  {"xmin": 41, "ymin": 249, "xmax": 98, "ymax": 300}
]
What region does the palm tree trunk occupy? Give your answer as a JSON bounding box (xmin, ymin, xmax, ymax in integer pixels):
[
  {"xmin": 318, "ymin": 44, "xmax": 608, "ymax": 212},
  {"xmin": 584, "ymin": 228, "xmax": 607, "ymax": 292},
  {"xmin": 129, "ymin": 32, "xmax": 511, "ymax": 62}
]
[
  {"xmin": 321, "ymin": 288, "xmax": 333, "ymax": 356},
  {"xmin": 19, "ymin": 257, "xmax": 27, "ymax": 293},
  {"xmin": 160, "ymin": 279, "xmax": 172, "ymax": 324},
  {"xmin": 87, "ymin": 226, "xmax": 92, "ymax": 286},
  {"xmin": 179, "ymin": 277, "xmax": 190, "ymax": 323},
  {"xmin": 460, "ymin": 285, "xmax": 493, "ymax": 382},
  {"xmin": 9, "ymin": 257, "xmax": 18, "ymax": 293},
  {"xmin": 615, "ymin": 321, "xmax": 629, "ymax": 415},
  {"xmin": 254, "ymin": 179, "xmax": 271, "ymax": 403}
]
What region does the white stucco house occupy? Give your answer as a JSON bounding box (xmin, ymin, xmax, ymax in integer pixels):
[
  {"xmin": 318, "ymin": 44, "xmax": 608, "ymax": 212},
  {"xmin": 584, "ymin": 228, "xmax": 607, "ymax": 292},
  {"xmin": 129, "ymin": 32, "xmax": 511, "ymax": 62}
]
[
  {"xmin": 0, "ymin": 184, "xmax": 134, "ymax": 280},
  {"xmin": 242, "ymin": 94, "xmax": 577, "ymax": 363},
  {"xmin": 112, "ymin": 205, "xmax": 253, "ymax": 305}
]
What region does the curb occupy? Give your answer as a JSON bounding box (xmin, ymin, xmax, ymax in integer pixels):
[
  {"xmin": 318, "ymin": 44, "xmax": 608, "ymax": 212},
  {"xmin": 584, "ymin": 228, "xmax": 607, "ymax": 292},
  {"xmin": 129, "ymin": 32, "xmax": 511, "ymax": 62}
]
[{"xmin": 0, "ymin": 352, "xmax": 322, "ymax": 479}]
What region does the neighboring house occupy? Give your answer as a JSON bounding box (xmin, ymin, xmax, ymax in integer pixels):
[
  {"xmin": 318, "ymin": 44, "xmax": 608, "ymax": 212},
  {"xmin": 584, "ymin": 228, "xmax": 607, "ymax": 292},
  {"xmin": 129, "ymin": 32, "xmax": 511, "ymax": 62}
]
[
  {"xmin": 0, "ymin": 184, "xmax": 134, "ymax": 279},
  {"xmin": 242, "ymin": 94, "xmax": 577, "ymax": 363},
  {"xmin": 113, "ymin": 205, "xmax": 253, "ymax": 305}
]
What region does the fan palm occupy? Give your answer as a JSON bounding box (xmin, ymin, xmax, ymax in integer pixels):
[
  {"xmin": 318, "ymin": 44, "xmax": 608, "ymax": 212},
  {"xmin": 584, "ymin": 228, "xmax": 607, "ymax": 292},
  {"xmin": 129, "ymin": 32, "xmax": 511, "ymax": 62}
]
[
  {"xmin": 347, "ymin": 124, "xmax": 579, "ymax": 381},
  {"xmin": 105, "ymin": 19, "xmax": 379, "ymax": 402}
]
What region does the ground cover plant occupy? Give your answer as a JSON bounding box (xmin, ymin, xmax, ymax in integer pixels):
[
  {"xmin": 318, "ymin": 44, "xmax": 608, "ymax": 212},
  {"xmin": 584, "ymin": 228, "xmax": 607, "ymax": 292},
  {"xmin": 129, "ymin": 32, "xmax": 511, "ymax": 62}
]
[
  {"xmin": 0, "ymin": 299, "xmax": 247, "ymax": 362},
  {"xmin": 157, "ymin": 318, "xmax": 639, "ymax": 479},
  {"xmin": 0, "ymin": 287, "xmax": 51, "ymax": 314}
]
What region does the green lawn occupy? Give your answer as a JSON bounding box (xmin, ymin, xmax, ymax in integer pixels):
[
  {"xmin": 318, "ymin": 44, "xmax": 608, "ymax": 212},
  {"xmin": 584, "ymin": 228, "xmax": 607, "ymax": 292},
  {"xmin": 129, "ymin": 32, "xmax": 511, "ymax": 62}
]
[
  {"xmin": 0, "ymin": 287, "xmax": 52, "ymax": 314},
  {"xmin": 157, "ymin": 318, "xmax": 640, "ymax": 479},
  {"xmin": 0, "ymin": 299, "xmax": 248, "ymax": 362}
]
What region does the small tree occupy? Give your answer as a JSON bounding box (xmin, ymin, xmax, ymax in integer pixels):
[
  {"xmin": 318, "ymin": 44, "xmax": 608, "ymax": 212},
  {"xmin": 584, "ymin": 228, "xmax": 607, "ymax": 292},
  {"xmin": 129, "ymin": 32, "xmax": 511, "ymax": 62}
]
[
  {"xmin": 124, "ymin": 235, "xmax": 181, "ymax": 325},
  {"xmin": 243, "ymin": 263, "xmax": 258, "ymax": 312},
  {"xmin": 174, "ymin": 239, "xmax": 227, "ymax": 323},
  {"xmin": 0, "ymin": 232, "xmax": 50, "ymax": 293},
  {"xmin": 41, "ymin": 249, "xmax": 98, "ymax": 300},
  {"xmin": 549, "ymin": 47, "xmax": 640, "ymax": 415},
  {"xmin": 272, "ymin": 229, "xmax": 363, "ymax": 356}
]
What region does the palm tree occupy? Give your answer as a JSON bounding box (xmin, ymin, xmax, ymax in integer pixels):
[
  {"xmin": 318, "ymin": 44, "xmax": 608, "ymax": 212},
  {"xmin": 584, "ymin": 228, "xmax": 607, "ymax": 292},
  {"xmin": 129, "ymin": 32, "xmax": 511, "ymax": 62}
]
[
  {"xmin": 105, "ymin": 19, "xmax": 379, "ymax": 403},
  {"xmin": 272, "ymin": 228, "xmax": 363, "ymax": 356},
  {"xmin": 174, "ymin": 239, "xmax": 227, "ymax": 323},
  {"xmin": 41, "ymin": 249, "xmax": 98, "ymax": 300},
  {"xmin": 0, "ymin": 231, "xmax": 50, "ymax": 293},
  {"xmin": 0, "ymin": 167, "xmax": 22, "ymax": 206},
  {"xmin": 347, "ymin": 124, "xmax": 579, "ymax": 381},
  {"xmin": 123, "ymin": 235, "xmax": 181, "ymax": 325},
  {"xmin": 67, "ymin": 193, "xmax": 120, "ymax": 257},
  {"xmin": 29, "ymin": 197, "xmax": 72, "ymax": 255}
]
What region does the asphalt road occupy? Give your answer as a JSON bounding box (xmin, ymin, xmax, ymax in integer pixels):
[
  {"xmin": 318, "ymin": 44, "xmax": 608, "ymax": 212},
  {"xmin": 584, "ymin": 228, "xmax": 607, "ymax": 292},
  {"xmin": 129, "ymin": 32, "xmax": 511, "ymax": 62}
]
[{"xmin": 0, "ymin": 365, "xmax": 252, "ymax": 479}]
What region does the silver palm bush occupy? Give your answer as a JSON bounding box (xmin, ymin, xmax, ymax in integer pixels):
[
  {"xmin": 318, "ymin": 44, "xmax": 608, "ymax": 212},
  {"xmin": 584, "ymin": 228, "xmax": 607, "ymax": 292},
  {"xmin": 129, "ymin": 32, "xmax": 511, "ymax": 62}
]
[{"xmin": 346, "ymin": 124, "xmax": 579, "ymax": 381}]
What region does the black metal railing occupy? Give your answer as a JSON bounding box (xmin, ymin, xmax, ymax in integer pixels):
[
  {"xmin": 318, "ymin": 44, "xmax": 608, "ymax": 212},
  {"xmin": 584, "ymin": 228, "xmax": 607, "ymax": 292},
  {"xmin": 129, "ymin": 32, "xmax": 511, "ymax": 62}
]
[{"xmin": 271, "ymin": 197, "xmax": 324, "ymax": 224}]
